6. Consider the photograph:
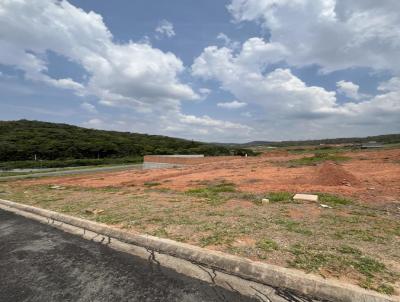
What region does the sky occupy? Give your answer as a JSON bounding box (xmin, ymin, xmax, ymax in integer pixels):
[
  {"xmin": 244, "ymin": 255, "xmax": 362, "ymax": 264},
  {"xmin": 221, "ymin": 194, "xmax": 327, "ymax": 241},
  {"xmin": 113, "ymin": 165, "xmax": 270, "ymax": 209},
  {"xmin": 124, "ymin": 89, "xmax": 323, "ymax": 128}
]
[{"xmin": 0, "ymin": 0, "xmax": 399, "ymax": 143}]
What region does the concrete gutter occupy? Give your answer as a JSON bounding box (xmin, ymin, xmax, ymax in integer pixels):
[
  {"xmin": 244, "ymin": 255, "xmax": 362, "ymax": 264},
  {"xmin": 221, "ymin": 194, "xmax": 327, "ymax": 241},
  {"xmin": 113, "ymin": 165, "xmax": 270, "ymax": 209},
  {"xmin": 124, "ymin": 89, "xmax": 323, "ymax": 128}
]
[{"xmin": 0, "ymin": 198, "xmax": 398, "ymax": 302}]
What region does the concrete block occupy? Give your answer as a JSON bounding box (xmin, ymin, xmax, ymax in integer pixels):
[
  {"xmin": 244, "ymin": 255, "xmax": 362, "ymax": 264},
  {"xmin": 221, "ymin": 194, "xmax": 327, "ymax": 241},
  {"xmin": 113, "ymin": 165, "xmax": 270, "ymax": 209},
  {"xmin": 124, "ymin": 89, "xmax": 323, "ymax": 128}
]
[
  {"xmin": 293, "ymin": 194, "xmax": 318, "ymax": 202},
  {"xmin": 261, "ymin": 198, "xmax": 269, "ymax": 205}
]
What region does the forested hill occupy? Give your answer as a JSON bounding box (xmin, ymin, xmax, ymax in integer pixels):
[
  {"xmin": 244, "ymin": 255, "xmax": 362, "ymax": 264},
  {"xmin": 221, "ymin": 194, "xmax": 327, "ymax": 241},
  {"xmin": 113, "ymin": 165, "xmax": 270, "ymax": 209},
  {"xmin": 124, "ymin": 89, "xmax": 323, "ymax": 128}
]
[
  {"xmin": 235, "ymin": 134, "xmax": 400, "ymax": 147},
  {"xmin": 0, "ymin": 120, "xmax": 249, "ymax": 162}
]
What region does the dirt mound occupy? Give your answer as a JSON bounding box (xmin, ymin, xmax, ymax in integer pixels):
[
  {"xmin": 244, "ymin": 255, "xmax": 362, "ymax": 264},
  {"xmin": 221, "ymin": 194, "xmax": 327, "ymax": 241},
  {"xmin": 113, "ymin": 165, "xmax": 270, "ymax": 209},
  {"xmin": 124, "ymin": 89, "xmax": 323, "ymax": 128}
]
[{"xmin": 312, "ymin": 161, "xmax": 359, "ymax": 186}]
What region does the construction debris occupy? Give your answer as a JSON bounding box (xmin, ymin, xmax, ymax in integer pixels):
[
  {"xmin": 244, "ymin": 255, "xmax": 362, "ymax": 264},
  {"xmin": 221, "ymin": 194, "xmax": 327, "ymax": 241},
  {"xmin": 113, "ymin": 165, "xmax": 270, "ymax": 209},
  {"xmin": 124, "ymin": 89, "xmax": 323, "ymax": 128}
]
[
  {"xmin": 261, "ymin": 198, "xmax": 270, "ymax": 205},
  {"xmin": 293, "ymin": 194, "xmax": 319, "ymax": 202},
  {"xmin": 85, "ymin": 208, "xmax": 105, "ymax": 215},
  {"xmin": 49, "ymin": 185, "xmax": 64, "ymax": 190}
]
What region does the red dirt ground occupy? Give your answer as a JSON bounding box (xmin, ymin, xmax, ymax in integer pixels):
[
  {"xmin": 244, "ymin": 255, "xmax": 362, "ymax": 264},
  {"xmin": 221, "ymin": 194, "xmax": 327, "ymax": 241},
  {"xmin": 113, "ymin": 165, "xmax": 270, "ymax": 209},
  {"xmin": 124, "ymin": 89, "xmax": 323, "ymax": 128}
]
[{"xmin": 22, "ymin": 148, "xmax": 400, "ymax": 204}]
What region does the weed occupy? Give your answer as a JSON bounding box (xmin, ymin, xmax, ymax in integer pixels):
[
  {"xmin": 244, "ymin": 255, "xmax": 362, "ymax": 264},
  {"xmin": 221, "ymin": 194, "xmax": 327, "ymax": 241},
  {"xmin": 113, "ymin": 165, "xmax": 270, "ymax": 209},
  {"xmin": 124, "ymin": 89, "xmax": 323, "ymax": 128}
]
[
  {"xmin": 377, "ymin": 284, "xmax": 395, "ymax": 295},
  {"xmin": 95, "ymin": 213, "xmax": 125, "ymax": 224},
  {"xmin": 152, "ymin": 227, "xmax": 168, "ymax": 237},
  {"xmin": 352, "ymin": 257, "xmax": 386, "ymax": 277},
  {"xmin": 338, "ymin": 245, "xmax": 362, "ymax": 256},
  {"xmin": 334, "ymin": 229, "xmax": 385, "ymax": 243},
  {"xmin": 288, "ymin": 244, "xmax": 334, "ymax": 272},
  {"xmin": 289, "ymin": 244, "xmax": 394, "ymax": 290},
  {"xmin": 200, "ymin": 230, "xmax": 235, "ymax": 247},
  {"xmin": 318, "ymin": 193, "xmax": 353, "ymax": 205},
  {"xmin": 186, "ymin": 181, "xmax": 236, "ymax": 205},
  {"xmin": 267, "ymin": 192, "xmax": 293, "ymax": 202},
  {"xmin": 256, "ymin": 239, "xmax": 279, "ymax": 252},
  {"xmin": 276, "ymin": 219, "xmax": 312, "ymax": 235}
]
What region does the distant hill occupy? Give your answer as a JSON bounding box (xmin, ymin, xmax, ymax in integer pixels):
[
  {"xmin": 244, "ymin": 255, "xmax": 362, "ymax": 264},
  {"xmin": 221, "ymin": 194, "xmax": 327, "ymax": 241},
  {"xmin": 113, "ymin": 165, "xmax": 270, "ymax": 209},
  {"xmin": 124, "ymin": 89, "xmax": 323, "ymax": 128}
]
[
  {"xmin": 236, "ymin": 134, "xmax": 400, "ymax": 147},
  {"xmin": 0, "ymin": 120, "xmax": 251, "ymax": 162}
]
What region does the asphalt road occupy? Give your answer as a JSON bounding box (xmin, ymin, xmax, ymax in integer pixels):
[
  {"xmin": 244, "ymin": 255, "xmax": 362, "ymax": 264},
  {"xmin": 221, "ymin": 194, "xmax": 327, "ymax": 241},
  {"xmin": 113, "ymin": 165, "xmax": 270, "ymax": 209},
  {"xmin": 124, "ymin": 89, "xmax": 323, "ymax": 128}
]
[
  {"xmin": 0, "ymin": 164, "xmax": 142, "ymax": 181},
  {"xmin": 0, "ymin": 209, "xmax": 257, "ymax": 302}
]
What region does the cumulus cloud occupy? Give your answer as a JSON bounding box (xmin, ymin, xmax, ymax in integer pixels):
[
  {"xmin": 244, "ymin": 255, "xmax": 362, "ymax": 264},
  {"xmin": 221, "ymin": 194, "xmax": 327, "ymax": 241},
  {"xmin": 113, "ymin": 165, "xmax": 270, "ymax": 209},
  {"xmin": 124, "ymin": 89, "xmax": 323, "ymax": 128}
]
[
  {"xmin": 217, "ymin": 100, "xmax": 247, "ymax": 109},
  {"xmin": 0, "ymin": 0, "xmax": 197, "ymax": 114},
  {"xmin": 336, "ymin": 80, "xmax": 361, "ymax": 100},
  {"xmin": 155, "ymin": 20, "xmax": 176, "ymax": 38},
  {"xmin": 228, "ymin": 0, "xmax": 400, "ymax": 74},
  {"xmin": 216, "ymin": 33, "xmax": 240, "ymax": 49},
  {"xmin": 81, "ymin": 111, "xmax": 252, "ymax": 142},
  {"xmin": 378, "ymin": 77, "xmax": 400, "ymax": 92},
  {"xmin": 192, "ymin": 37, "xmax": 400, "ymax": 139},
  {"xmin": 192, "ymin": 40, "xmax": 335, "ymax": 119},
  {"xmin": 0, "ymin": 0, "xmax": 253, "ymax": 141}
]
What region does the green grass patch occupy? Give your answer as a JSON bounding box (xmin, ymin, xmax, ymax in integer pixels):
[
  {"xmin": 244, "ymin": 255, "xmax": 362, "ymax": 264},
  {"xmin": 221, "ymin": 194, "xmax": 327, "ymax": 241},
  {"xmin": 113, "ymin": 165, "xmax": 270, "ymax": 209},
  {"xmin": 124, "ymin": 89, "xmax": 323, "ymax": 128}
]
[
  {"xmin": 352, "ymin": 256, "xmax": 386, "ymax": 278},
  {"xmin": 334, "ymin": 229, "xmax": 386, "ymax": 243},
  {"xmin": 200, "ymin": 230, "xmax": 235, "ymax": 247},
  {"xmin": 376, "ymin": 284, "xmax": 395, "ymax": 295},
  {"xmin": 289, "ymin": 244, "xmax": 335, "ymax": 272},
  {"xmin": 337, "ymin": 245, "xmax": 362, "ymax": 256},
  {"xmin": 275, "ymin": 219, "xmax": 312, "ymax": 235},
  {"xmin": 266, "ymin": 192, "xmax": 293, "ymax": 202},
  {"xmin": 318, "ymin": 193, "xmax": 353, "ymax": 205},
  {"xmin": 152, "ymin": 227, "xmax": 168, "ymax": 237},
  {"xmin": 186, "ymin": 181, "xmax": 236, "ymax": 205},
  {"xmin": 288, "ymin": 153, "xmax": 351, "ymax": 167},
  {"xmin": 289, "ymin": 244, "xmax": 392, "ymax": 289},
  {"xmin": 94, "ymin": 213, "xmax": 126, "ymax": 224},
  {"xmin": 256, "ymin": 239, "xmax": 279, "ymax": 252}
]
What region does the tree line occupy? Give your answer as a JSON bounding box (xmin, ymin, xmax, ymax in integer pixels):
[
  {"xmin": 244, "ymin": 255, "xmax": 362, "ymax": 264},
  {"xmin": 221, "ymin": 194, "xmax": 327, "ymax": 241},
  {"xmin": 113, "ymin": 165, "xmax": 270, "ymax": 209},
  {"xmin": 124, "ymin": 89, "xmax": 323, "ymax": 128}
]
[{"xmin": 0, "ymin": 120, "xmax": 253, "ymax": 162}]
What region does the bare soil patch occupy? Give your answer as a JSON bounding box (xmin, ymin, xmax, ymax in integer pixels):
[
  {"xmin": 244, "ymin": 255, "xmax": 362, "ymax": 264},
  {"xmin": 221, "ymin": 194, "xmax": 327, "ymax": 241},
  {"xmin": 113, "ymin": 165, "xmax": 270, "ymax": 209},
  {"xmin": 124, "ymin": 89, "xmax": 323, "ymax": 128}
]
[{"xmin": 311, "ymin": 161, "xmax": 359, "ymax": 186}]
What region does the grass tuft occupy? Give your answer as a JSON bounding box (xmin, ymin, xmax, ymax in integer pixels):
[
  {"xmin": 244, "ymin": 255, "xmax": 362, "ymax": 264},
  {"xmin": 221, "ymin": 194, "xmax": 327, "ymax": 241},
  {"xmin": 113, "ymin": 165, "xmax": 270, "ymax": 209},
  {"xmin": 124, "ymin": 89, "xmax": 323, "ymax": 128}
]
[
  {"xmin": 256, "ymin": 239, "xmax": 279, "ymax": 252},
  {"xmin": 186, "ymin": 181, "xmax": 236, "ymax": 205},
  {"xmin": 275, "ymin": 219, "xmax": 312, "ymax": 235},
  {"xmin": 376, "ymin": 284, "xmax": 395, "ymax": 295},
  {"xmin": 318, "ymin": 193, "xmax": 353, "ymax": 205},
  {"xmin": 266, "ymin": 192, "xmax": 293, "ymax": 202}
]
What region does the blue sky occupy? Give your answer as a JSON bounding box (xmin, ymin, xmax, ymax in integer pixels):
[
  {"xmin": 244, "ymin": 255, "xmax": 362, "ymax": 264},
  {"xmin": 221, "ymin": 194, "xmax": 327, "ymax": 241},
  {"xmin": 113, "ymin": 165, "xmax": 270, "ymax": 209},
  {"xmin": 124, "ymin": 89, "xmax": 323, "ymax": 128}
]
[{"xmin": 0, "ymin": 0, "xmax": 399, "ymax": 142}]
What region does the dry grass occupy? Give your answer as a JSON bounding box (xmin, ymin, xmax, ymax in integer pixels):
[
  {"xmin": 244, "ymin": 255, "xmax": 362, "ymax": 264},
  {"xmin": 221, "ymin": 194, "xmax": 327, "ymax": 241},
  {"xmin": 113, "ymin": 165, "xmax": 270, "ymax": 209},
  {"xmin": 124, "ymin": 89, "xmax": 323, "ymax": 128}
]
[{"xmin": 0, "ymin": 178, "xmax": 399, "ymax": 295}]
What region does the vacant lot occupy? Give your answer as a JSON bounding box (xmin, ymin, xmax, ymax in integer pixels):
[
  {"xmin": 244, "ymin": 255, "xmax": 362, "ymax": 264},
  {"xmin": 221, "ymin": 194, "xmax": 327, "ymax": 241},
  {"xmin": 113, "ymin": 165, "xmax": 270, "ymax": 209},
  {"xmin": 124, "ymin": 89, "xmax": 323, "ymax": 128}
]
[{"xmin": 1, "ymin": 148, "xmax": 399, "ymax": 296}]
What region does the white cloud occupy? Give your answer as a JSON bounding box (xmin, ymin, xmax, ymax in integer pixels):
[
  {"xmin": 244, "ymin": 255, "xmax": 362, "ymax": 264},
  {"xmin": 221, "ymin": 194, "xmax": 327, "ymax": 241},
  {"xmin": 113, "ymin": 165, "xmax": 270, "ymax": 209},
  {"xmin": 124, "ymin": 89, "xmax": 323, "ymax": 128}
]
[
  {"xmin": 192, "ymin": 40, "xmax": 335, "ymax": 119},
  {"xmin": 80, "ymin": 102, "xmax": 97, "ymax": 114},
  {"xmin": 178, "ymin": 113, "xmax": 250, "ymax": 131},
  {"xmin": 155, "ymin": 20, "xmax": 176, "ymax": 38},
  {"xmin": 217, "ymin": 100, "xmax": 247, "ymax": 109},
  {"xmin": 336, "ymin": 80, "xmax": 362, "ymax": 100},
  {"xmin": 227, "ymin": 0, "xmax": 400, "ymax": 74},
  {"xmin": 81, "ymin": 111, "xmax": 252, "ymax": 142},
  {"xmin": 378, "ymin": 77, "xmax": 400, "ymax": 92},
  {"xmin": 83, "ymin": 118, "xmax": 103, "ymax": 127},
  {"xmin": 0, "ymin": 0, "xmax": 254, "ymax": 142},
  {"xmin": 0, "ymin": 0, "xmax": 197, "ymax": 114},
  {"xmin": 192, "ymin": 38, "xmax": 400, "ymax": 139},
  {"xmin": 217, "ymin": 33, "xmax": 240, "ymax": 49}
]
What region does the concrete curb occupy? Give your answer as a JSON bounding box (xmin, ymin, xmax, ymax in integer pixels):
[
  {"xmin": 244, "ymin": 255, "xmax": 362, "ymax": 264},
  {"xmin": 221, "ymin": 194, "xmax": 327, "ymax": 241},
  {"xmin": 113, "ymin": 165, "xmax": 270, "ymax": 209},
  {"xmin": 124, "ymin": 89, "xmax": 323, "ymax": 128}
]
[{"xmin": 0, "ymin": 199, "xmax": 398, "ymax": 302}]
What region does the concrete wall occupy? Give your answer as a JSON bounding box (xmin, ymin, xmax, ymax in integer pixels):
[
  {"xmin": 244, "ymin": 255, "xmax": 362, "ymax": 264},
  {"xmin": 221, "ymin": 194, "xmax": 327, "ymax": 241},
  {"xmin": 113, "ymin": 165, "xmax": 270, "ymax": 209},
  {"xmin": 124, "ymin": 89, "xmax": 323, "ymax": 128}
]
[{"xmin": 143, "ymin": 155, "xmax": 241, "ymax": 165}]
